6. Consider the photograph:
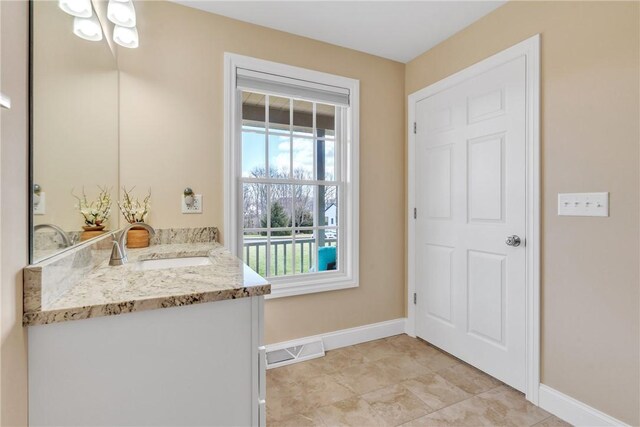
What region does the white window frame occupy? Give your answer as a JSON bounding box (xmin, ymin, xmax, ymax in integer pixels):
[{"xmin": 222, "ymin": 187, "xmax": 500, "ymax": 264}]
[{"xmin": 224, "ymin": 53, "xmax": 359, "ymax": 299}]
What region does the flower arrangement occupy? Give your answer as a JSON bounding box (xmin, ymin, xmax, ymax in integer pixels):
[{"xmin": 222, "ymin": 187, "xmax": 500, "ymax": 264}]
[
  {"xmin": 118, "ymin": 187, "xmax": 151, "ymax": 224},
  {"xmin": 72, "ymin": 186, "xmax": 112, "ymax": 227}
]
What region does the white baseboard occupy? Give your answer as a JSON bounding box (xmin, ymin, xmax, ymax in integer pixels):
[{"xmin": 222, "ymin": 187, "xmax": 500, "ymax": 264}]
[
  {"xmin": 266, "ymin": 318, "xmax": 407, "ymax": 354},
  {"xmin": 539, "ymin": 384, "xmax": 629, "ymax": 427}
]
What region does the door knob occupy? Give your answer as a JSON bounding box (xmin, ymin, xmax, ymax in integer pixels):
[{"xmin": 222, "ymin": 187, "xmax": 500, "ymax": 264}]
[
  {"xmin": 505, "ymin": 235, "xmax": 522, "ymax": 247},
  {"xmin": 0, "ymin": 92, "xmax": 11, "ymax": 110}
]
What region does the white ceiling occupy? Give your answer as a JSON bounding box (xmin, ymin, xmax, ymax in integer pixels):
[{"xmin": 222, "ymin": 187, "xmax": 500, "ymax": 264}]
[{"xmin": 171, "ymin": 1, "xmax": 506, "ymax": 63}]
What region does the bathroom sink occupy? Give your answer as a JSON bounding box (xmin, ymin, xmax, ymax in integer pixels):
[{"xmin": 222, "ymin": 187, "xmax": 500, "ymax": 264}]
[{"xmin": 131, "ymin": 256, "xmax": 212, "ymax": 271}]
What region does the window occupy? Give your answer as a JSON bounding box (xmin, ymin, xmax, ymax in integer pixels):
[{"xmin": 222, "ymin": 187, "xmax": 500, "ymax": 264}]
[{"xmin": 225, "ymin": 54, "xmax": 359, "ymax": 298}]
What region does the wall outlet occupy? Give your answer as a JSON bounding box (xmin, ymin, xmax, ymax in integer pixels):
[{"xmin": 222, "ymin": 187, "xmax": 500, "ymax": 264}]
[
  {"xmin": 33, "ymin": 192, "xmax": 46, "ymax": 215},
  {"xmin": 558, "ymin": 192, "xmax": 609, "ymax": 217},
  {"xmin": 181, "ymin": 194, "xmax": 202, "ymax": 214}
]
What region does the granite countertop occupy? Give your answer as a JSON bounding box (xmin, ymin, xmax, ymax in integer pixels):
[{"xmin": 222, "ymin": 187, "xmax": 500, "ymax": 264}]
[{"xmin": 24, "ymin": 238, "xmax": 271, "ymax": 327}]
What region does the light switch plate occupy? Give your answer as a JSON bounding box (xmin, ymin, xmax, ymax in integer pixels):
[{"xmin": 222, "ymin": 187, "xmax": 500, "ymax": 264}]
[
  {"xmin": 33, "ymin": 192, "xmax": 46, "ymax": 215},
  {"xmin": 558, "ymin": 192, "xmax": 608, "ymax": 217},
  {"xmin": 181, "ymin": 194, "xmax": 202, "ymax": 214}
]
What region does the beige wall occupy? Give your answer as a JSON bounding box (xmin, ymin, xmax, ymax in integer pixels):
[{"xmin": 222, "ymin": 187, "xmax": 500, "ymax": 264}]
[
  {"xmin": 32, "ymin": 0, "xmax": 119, "ymax": 234},
  {"xmin": 117, "ymin": 1, "xmax": 406, "ymax": 344},
  {"xmin": 0, "ymin": 0, "xmax": 29, "ymax": 425},
  {"xmin": 406, "ymin": 1, "xmax": 640, "ymax": 424},
  {"xmin": 2, "ymin": 1, "xmax": 637, "ymax": 425}
]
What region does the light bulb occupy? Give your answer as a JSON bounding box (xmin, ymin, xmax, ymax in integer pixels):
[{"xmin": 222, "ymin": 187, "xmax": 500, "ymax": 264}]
[
  {"xmin": 59, "ymin": 0, "xmax": 92, "ymax": 18},
  {"xmin": 73, "ymin": 15, "xmax": 103, "ymax": 41},
  {"xmin": 107, "ymin": 0, "xmax": 136, "ymax": 28},
  {"xmin": 113, "ymin": 25, "xmax": 139, "ymax": 48}
]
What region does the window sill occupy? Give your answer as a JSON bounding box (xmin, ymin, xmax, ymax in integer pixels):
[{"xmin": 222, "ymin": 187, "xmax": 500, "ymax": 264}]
[{"xmin": 265, "ymin": 273, "xmax": 358, "ymax": 299}]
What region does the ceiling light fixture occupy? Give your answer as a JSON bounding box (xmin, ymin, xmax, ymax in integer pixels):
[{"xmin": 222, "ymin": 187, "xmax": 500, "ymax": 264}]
[
  {"xmin": 73, "ymin": 14, "xmax": 103, "ymax": 41},
  {"xmin": 113, "ymin": 25, "xmax": 139, "ymax": 48},
  {"xmin": 58, "ymin": 0, "xmax": 92, "ymax": 18},
  {"xmin": 107, "ymin": 0, "xmax": 136, "ymax": 28}
]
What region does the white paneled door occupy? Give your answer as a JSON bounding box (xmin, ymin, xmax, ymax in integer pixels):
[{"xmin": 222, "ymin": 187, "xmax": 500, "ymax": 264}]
[{"xmin": 414, "ymin": 56, "xmax": 527, "ymax": 391}]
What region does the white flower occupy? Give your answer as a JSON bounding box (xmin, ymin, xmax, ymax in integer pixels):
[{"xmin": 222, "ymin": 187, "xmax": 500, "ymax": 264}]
[{"xmin": 73, "ymin": 186, "xmax": 112, "ymax": 226}]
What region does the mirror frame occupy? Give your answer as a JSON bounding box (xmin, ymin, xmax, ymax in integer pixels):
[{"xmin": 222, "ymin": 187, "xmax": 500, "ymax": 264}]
[{"xmin": 28, "ymin": 0, "xmax": 33, "ymax": 263}]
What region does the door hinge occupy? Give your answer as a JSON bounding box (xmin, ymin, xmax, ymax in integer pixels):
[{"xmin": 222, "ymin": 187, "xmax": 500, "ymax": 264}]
[
  {"xmin": 413, "ymin": 122, "xmax": 417, "ymax": 134},
  {"xmin": 413, "ymin": 293, "xmax": 417, "ymax": 305},
  {"xmin": 413, "ymin": 207, "xmax": 417, "ymax": 219}
]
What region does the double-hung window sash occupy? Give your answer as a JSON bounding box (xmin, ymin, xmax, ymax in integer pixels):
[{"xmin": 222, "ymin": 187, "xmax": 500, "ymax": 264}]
[{"xmin": 237, "ymin": 69, "xmax": 350, "ymax": 281}]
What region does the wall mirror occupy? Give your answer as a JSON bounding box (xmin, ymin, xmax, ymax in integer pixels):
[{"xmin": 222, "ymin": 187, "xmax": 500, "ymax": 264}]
[{"xmin": 30, "ymin": 0, "xmax": 120, "ymax": 263}]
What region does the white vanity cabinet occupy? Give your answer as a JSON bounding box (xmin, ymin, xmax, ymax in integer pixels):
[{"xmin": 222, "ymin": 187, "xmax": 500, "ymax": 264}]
[{"xmin": 28, "ymin": 296, "xmax": 266, "ymax": 427}]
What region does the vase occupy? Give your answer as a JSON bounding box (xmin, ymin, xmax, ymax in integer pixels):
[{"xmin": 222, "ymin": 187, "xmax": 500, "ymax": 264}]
[
  {"xmin": 80, "ymin": 225, "xmax": 106, "ymax": 242},
  {"xmin": 127, "ymin": 226, "xmax": 150, "ymax": 248}
]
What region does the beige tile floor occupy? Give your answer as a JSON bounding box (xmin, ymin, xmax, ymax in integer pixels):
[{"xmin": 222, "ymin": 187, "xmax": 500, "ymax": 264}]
[{"xmin": 267, "ymin": 335, "xmax": 571, "ymax": 427}]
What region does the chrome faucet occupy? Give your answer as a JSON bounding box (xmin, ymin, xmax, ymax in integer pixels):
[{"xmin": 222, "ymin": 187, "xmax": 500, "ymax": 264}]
[
  {"xmin": 109, "ymin": 223, "xmax": 156, "ymax": 266},
  {"xmin": 34, "ymin": 223, "xmax": 72, "ymax": 248}
]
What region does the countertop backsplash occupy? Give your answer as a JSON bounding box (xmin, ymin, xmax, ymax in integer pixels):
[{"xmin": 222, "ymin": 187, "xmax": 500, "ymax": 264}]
[{"xmin": 150, "ymin": 227, "xmax": 218, "ymax": 245}]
